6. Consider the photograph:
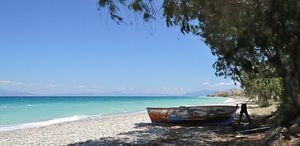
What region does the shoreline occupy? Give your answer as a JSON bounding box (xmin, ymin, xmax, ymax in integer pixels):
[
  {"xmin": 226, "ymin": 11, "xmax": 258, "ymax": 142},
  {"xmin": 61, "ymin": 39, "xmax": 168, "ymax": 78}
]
[
  {"xmin": 0, "ymin": 96, "xmax": 238, "ymax": 132},
  {"xmin": 0, "ymin": 110, "xmax": 148, "ymax": 132},
  {"xmin": 0, "ymin": 112, "xmax": 152, "ymax": 145},
  {"xmin": 1, "ymin": 97, "xmax": 277, "ymax": 146}
]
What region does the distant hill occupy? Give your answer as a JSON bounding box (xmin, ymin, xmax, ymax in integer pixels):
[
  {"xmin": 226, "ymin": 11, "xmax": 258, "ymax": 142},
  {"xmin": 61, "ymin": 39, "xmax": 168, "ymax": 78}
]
[
  {"xmin": 52, "ymin": 91, "xmax": 128, "ymax": 96},
  {"xmin": 100, "ymin": 91, "xmax": 128, "ymax": 96},
  {"xmin": 0, "ymin": 88, "xmax": 34, "ymax": 96},
  {"xmin": 59, "ymin": 92, "xmax": 175, "ymax": 96},
  {"xmin": 184, "ymin": 90, "xmax": 217, "ymax": 96},
  {"xmin": 55, "ymin": 92, "xmax": 173, "ymax": 96}
]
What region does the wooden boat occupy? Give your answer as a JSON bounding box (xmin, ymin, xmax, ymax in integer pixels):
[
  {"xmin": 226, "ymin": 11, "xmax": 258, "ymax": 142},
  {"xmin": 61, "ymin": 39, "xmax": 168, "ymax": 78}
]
[{"xmin": 147, "ymin": 105, "xmax": 237, "ymax": 125}]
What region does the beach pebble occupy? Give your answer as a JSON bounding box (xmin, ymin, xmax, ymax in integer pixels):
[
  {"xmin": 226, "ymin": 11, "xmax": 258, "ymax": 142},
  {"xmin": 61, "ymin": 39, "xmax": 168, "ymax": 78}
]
[{"xmin": 0, "ymin": 112, "xmax": 153, "ymax": 146}]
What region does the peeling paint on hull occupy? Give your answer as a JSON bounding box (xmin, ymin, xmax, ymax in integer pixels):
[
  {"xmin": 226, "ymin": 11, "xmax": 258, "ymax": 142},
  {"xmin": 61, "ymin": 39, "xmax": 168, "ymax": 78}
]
[{"xmin": 147, "ymin": 105, "xmax": 237, "ymax": 125}]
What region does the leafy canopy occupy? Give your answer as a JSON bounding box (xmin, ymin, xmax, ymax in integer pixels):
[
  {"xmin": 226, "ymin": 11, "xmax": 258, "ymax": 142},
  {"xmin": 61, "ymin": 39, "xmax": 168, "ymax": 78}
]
[
  {"xmin": 99, "ymin": 0, "xmax": 300, "ymax": 123},
  {"xmin": 99, "ymin": 0, "xmax": 300, "ymax": 80}
]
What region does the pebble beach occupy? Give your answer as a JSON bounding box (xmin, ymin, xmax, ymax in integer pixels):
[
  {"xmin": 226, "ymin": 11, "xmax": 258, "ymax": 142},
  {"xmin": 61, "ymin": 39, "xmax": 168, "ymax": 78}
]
[
  {"xmin": 1, "ymin": 97, "xmax": 278, "ymax": 146},
  {"xmin": 0, "ymin": 112, "xmax": 153, "ymax": 146}
]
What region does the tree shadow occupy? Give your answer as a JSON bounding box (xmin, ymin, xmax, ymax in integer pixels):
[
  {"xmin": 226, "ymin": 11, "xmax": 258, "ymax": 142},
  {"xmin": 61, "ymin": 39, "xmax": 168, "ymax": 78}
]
[{"xmin": 68, "ymin": 122, "xmax": 265, "ymax": 146}]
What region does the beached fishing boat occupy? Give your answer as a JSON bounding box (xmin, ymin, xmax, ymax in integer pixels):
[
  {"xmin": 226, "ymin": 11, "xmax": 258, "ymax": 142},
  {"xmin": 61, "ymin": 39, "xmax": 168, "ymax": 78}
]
[{"xmin": 147, "ymin": 105, "xmax": 237, "ymax": 125}]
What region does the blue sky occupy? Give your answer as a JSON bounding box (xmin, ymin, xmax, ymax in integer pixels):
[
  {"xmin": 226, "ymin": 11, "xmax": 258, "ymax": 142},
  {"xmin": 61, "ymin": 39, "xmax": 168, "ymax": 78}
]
[{"xmin": 0, "ymin": 0, "xmax": 237, "ymax": 95}]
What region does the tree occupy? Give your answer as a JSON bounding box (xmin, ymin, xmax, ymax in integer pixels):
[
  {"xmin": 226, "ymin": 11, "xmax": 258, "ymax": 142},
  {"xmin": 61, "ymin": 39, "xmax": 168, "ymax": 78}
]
[
  {"xmin": 98, "ymin": 0, "xmax": 300, "ymax": 125},
  {"xmin": 242, "ymin": 70, "xmax": 283, "ymax": 107}
]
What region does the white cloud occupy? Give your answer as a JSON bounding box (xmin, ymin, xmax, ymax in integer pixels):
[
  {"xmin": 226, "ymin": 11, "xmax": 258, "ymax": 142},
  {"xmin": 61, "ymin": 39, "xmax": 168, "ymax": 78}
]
[
  {"xmin": 160, "ymin": 87, "xmax": 190, "ymax": 94},
  {"xmin": 214, "ymin": 82, "xmax": 235, "ymax": 86},
  {"xmin": 201, "ymin": 81, "xmax": 236, "ymax": 88},
  {"xmin": 78, "ymin": 85, "xmax": 86, "ymax": 89},
  {"xmin": 75, "ymin": 85, "xmax": 103, "ymax": 92},
  {"xmin": 117, "ymin": 87, "xmax": 127, "ymax": 90},
  {"xmin": 0, "ymin": 80, "xmax": 12, "ymax": 84},
  {"xmin": 48, "ymin": 84, "xmax": 62, "ymax": 88},
  {"xmin": 157, "ymin": 87, "xmax": 191, "ymax": 95},
  {"xmin": 202, "ymin": 82, "xmax": 209, "ymax": 85},
  {"xmin": 0, "ymin": 80, "xmax": 23, "ymax": 86}
]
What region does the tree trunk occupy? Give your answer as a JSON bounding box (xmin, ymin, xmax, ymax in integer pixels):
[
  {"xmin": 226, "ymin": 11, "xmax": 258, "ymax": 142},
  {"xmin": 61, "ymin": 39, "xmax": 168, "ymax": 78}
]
[{"xmin": 279, "ymin": 49, "xmax": 300, "ymax": 125}]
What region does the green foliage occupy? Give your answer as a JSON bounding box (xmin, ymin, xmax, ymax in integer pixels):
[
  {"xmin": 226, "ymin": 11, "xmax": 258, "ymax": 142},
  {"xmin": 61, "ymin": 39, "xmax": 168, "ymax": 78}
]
[
  {"xmin": 98, "ymin": 0, "xmax": 300, "ymax": 124},
  {"xmin": 242, "ymin": 66, "xmax": 283, "ymax": 107},
  {"xmin": 256, "ymin": 100, "xmax": 270, "ymax": 108},
  {"xmin": 98, "ymin": 0, "xmax": 156, "ymax": 23}
]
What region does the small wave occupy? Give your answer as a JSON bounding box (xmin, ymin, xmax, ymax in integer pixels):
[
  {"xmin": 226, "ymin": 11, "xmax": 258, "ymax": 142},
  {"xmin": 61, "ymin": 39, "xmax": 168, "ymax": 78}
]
[{"xmin": 0, "ymin": 115, "xmax": 88, "ymax": 132}]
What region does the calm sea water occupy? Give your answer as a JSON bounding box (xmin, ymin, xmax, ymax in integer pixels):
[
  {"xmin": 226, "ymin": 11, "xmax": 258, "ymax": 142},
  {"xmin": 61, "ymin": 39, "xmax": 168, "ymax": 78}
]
[{"xmin": 0, "ymin": 96, "xmax": 226, "ymax": 131}]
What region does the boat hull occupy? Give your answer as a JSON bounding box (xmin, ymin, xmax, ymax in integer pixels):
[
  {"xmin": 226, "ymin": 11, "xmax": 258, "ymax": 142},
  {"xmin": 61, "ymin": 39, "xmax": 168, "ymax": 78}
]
[{"xmin": 147, "ymin": 105, "xmax": 237, "ymax": 125}]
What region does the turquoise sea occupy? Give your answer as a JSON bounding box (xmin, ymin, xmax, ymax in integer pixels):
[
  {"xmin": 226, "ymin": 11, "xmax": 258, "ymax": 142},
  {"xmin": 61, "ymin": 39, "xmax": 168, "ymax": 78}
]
[{"xmin": 0, "ymin": 96, "xmax": 226, "ymax": 131}]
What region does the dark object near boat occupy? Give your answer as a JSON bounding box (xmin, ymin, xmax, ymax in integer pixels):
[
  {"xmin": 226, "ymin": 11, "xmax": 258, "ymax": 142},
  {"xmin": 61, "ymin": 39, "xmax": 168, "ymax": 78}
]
[
  {"xmin": 238, "ymin": 103, "xmax": 252, "ymax": 125},
  {"xmin": 147, "ymin": 105, "xmax": 237, "ymax": 125}
]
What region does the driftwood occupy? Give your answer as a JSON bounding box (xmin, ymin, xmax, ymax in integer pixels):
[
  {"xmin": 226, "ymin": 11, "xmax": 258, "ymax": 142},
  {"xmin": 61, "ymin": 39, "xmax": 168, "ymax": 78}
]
[{"xmin": 237, "ymin": 126, "xmax": 271, "ymax": 135}]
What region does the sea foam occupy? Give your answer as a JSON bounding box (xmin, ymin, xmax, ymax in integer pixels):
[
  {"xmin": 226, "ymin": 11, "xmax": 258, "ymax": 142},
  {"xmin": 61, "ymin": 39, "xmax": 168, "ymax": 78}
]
[
  {"xmin": 0, "ymin": 115, "xmax": 88, "ymax": 132},
  {"xmin": 0, "ymin": 96, "xmax": 226, "ymax": 131}
]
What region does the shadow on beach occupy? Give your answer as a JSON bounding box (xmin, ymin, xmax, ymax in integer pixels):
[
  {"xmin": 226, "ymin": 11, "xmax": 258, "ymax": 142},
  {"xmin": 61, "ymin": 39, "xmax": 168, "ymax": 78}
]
[{"xmin": 68, "ymin": 122, "xmax": 264, "ymax": 146}]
